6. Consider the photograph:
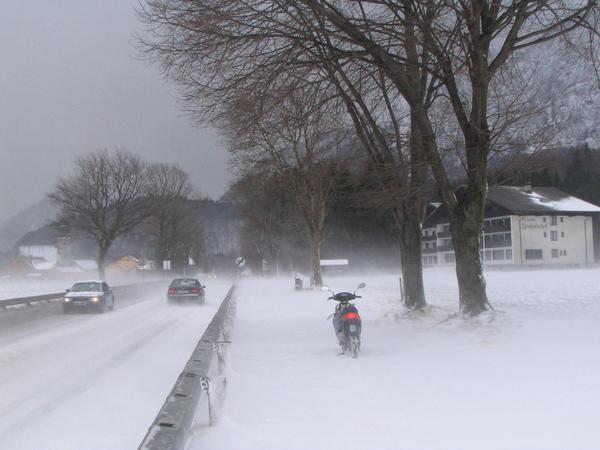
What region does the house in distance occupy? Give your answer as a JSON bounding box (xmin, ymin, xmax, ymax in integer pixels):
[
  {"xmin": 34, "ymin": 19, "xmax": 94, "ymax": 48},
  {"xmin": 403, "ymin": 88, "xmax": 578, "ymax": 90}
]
[{"xmin": 422, "ymin": 185, "xmax": 600, "ymax": 267}]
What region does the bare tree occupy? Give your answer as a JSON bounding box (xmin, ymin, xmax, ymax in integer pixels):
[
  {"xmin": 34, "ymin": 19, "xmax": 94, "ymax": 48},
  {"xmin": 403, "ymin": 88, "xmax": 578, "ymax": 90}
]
[
  {"xmin": 224, "ymin": 82, "xmax": 348, "ymax": 286},
  {"xmin": 50, "ymin": 150, "xmax": 151, "ymax": 279},
  {"xmin": 138, "ymin": 0, "xmax": 431, "ymax": 305},
  {"xmin": 230, "ymin": 170, "xmax": 294, "ymax": 276},
  {"xmin": 138, "ymin": 0, "xmax": 597, "ymax": 313},
  {"xmin": 146, "ymin": 163, "xmax": 196, "ymax": 270},
  {"xmin": 290, "ymin": 0, "xmax": 598, "ymax": 314}
]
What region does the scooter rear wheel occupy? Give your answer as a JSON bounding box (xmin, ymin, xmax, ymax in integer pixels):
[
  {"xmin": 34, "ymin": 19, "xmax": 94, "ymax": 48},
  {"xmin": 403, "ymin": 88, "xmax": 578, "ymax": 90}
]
[{"xmin": 350, "ymin": 336, "xmax": 360, "ymax": 358}]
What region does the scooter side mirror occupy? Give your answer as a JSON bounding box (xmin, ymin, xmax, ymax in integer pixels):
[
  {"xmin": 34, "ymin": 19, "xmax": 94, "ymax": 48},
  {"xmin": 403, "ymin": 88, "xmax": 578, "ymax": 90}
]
[
  {"xmin": 357, "ymin": 283, "xmax": 366, "ymax": 289},
  {"xmin": 321, "ymin": 286, "xmax": 330, "ymax": 292}
]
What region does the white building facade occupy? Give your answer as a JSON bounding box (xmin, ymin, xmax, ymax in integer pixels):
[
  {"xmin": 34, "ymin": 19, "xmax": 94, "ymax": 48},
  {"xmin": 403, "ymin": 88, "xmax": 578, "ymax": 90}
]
[
  {"xmin": 422, "ymin": 186, "xmax": 600, "ymax": 267},
  {"xmin": 18, "ymin": 245, "xmax": 58, "ymax": 262}
]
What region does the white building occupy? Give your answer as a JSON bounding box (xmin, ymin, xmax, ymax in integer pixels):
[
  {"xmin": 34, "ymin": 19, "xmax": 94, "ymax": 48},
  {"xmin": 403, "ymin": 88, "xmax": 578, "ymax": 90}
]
[
  {"xmin": 422, "ymin": 186, "xmax": 600, "ymax": 267},
  {"xmin": 18, "ymin": 245, "xmax": 58, "ymax": 262}
]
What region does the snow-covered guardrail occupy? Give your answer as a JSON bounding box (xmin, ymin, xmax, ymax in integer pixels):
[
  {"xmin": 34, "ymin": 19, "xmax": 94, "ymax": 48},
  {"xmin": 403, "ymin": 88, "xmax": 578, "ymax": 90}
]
[{"xmin": 138, "ymin": 284, "xmax": 236, "ymax": 450}]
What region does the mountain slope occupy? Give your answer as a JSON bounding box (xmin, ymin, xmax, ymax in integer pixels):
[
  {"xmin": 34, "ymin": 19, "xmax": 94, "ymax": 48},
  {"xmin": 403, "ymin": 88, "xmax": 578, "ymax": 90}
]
[{"xmin": 0, "ymin": 197, "xmax": 59, "ymax": 251}]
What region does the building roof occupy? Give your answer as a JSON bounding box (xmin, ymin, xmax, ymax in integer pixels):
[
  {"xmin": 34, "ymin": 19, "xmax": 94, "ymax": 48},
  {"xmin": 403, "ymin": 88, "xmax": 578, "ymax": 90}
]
[
  {"xmin": 424, "ymin": 185, "xmax": 600, "ymax": 227},
  {"xmin": 488, "ymin": 186, "xmax": 600, "ymax": 215}
]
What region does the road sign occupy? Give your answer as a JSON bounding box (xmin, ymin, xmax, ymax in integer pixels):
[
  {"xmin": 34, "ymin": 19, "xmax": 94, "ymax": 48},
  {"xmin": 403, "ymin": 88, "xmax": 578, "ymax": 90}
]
[{"xmin": 235, "ymin": 257, "xmax": 246, "ymax": 268}]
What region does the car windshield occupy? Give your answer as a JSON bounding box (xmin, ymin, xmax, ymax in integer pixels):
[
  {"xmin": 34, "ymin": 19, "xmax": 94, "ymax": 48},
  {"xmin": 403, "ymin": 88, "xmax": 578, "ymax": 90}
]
[
  {"xmin": 171, "ymin": 279, "xmax": 199, "ymax": 288},
  {"xmin": 71, "ymin": 282, "xmax": 102, "ymax": 292}
]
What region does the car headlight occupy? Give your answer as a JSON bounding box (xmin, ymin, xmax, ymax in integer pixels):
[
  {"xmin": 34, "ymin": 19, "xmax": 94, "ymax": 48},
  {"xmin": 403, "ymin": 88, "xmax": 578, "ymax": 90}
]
[
  {"xmin": 90, "ymin": 297, "xmax": 99, "ymax": 302},
  {"xmin": 63, "ymin": 297, "xmax": 71, "ymax": 303}
]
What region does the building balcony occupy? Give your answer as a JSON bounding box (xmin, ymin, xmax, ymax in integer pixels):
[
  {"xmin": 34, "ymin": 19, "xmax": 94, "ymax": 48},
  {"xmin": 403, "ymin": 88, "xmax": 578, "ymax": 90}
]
[
  {"xmin": 481, "ymin": 239, "xmax": 512, "ymax": 249},
  {"xmin": 422, "ymin": 233, "xmax": 437, "ymax": 241},
  {"xmin": 437, "ymin": 230, "xmax": 451, "ymax": 238},
  {"xmin": 422, "ymin": 247, "xmax": 438, "ymax": 254},
  {"xmin": 482, "ymin": 232, "xmax": 512, "ymax": 247},
  {"xmin": 437, "ymin": 243, "xmax": 454, "ymax": 252},
  {"xmin": 483, "ymin": 223, "xmax": 511, "ymax": 233}
]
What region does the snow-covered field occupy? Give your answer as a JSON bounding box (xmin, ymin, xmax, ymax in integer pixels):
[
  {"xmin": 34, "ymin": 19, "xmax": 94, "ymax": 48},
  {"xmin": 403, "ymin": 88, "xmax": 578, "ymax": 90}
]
[
  {"xmin": 0, "ymin": 278, "xmax": 233, "ymax": 450},
  {"xmin": 191, "ymin": 268, "xmax": 600, "ymax": 450}
]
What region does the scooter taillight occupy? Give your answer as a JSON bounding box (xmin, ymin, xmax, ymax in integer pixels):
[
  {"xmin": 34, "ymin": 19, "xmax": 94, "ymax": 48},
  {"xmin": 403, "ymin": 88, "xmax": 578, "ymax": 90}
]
[{"xmin": 342, "ymin": 312, "xmax": 360, "ymax": 321}]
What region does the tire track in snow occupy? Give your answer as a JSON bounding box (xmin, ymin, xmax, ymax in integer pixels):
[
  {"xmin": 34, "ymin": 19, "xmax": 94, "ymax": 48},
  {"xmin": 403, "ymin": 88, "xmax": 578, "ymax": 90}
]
[{"xmin": 0, "ymin": 318, "xmax": 177, "ymax": 435}]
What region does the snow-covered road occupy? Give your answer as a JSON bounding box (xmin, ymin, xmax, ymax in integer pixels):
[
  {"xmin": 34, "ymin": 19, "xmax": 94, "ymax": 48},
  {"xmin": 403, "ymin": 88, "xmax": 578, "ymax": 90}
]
[
  {"xmin": 0, "ymin": 278, "xmax": 233, "ymax": 450},
  {"xmin": 193, "ymin": 269, "xmax": 600, "ymax": 450}
]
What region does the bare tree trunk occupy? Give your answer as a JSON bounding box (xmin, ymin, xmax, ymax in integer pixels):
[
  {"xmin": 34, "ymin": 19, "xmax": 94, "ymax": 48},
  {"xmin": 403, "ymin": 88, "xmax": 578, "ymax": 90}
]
[
  {"xmin": 309, "ymin": 230, "xmax": 323, "ymax": 287},
  {"xmin": 451, "ymin": 222, "xmax": 487, "ymax": 315},
  {"xmin": 449, "ymin": 185, "xmax": 489, "ymax": 314},
  {"xmin": 398, "ymin": 212, "xmax": 426, "ymax": 309},
  {"xmin": 97, "ymin": 243, "xmax": 110, "ymax": 281}
]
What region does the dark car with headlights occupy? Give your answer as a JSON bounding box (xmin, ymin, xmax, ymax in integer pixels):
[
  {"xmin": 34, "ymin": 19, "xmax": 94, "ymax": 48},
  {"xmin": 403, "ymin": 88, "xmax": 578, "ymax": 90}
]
[
  {"xmin": 63, "ymin": 281, "xmax": 115, "ymax": 313},
  {"xmin": 167, "ymin": 278, "xmax": 205, "ymax": 304}
]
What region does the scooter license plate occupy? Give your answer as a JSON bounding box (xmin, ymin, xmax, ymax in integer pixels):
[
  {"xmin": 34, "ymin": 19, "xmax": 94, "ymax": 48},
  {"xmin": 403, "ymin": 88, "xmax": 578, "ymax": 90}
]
[{"xmin": 348, "ymin": 324, "xmax": 358, "ymax": 332}]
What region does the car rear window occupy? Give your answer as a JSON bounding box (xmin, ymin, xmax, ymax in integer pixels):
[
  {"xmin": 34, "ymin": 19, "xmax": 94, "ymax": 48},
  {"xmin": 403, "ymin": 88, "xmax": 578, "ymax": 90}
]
[
  {"xmin": 71, "ymin": 282, "xmax": 101, "ymax": 292},
  {"xmin": 171, "ymin": 279, "xmax": 199, "ymax": 288}
]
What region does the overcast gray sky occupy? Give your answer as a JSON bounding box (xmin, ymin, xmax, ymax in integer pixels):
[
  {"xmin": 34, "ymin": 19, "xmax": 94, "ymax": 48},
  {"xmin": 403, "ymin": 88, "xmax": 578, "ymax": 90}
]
[{"xmin": 0, "ymin": 0, "xmax": 230, "ymax": 220}]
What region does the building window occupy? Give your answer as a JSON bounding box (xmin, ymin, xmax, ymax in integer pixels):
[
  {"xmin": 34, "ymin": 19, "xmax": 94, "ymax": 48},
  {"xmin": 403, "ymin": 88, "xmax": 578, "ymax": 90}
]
[
  {"xmin": 551, "ymin": 249, "xmax": 559, "ymax": 258},
  {"xmin": 493, "ymin": 250, "xmax": 504, "ymax": 260},
  {"xmin": 506, "ymin": 249, "xmax": 512, "ymax": 260},
  {"xmin": 550, "ymin": 216, "xmax": 557, "ymax": 226},
  {"xmin": 444, "ymin": 253, "xmax": 455, "ymax": 263},
  {"xmin": 543, "ymin": 232, "xmax": 547, "ymax": 238},
  {"xmin": 550, "ymin": 231, "xmax": 558, "ymax": 241},
  {"xmin": 561, "ymin": 232, "xmax": 565, "ymax": 238},
  {"xmin": 543, "ymin": 217, "xmax": 547, "ymax": 222},
  {"xmin": 560, "ymin": 250, "xmax": 567, "ymax": 256},
  {"xmin": 560, "ymin": 217, "xmax": 564, "ymax": 223},
  {"xmin": 432, "ymin": 255, "xmax": 438, "ymax": 264},
  {"xmin": 525, "ymin": 249, "xmax": 543, "ymax": 260}
]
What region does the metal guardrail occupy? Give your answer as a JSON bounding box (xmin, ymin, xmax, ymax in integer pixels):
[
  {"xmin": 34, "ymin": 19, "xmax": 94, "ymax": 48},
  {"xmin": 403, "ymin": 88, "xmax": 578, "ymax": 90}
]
[
  {"xmin": 138, "ymin": 284, "xmax": 236, "ymax": 450},
  {"xmin": 0, "ymin": 282, "xmax": 165, "ymax": 310},
  {"xmin": 0, "ymin": 292, "xmax": 66, "ymax": 309}
]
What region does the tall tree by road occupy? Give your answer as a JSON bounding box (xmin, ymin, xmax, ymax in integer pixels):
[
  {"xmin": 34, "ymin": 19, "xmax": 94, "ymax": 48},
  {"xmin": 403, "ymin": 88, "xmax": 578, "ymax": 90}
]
[{"xmin": 50, "ymin": 150, "xmax": 150, "ymax": 279}]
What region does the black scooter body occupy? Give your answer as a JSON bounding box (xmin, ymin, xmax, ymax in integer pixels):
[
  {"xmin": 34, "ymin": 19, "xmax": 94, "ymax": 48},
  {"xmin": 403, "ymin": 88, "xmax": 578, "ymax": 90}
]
[{"xmin": 325, "ymin": 286, "xmax": 365, "ymax": 358}]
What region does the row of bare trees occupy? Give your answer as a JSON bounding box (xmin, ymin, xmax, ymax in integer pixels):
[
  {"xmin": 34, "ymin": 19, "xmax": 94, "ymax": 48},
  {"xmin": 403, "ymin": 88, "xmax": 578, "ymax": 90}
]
[
  {"xmin": 50, "ymin": 149, "xmax": 202, "ymax": 279},
  {"xmin": 138, "ymin": 1, "xmax": 598, "ymax": 314}
]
